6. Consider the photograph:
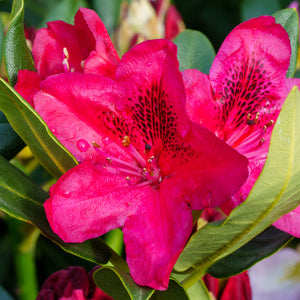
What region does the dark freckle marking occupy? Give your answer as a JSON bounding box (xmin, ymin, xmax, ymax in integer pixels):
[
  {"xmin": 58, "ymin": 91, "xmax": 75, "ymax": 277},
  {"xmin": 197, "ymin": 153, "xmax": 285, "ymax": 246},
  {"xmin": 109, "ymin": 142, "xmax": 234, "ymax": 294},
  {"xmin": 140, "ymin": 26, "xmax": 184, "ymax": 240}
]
[
  {"xmin": 145, "ymin": 144, "xmax": 152, "ymax": 150},
  {"xmin": 247, "ymin": 120, "xmax": 255, "ymax": 125}
]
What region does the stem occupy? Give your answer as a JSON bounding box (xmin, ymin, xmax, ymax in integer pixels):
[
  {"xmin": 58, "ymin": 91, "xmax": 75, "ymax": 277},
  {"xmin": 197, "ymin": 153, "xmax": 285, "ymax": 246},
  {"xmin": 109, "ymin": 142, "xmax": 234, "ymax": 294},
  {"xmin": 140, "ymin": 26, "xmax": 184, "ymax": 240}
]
[
  {"xmin": 181, "ymin": 268, "xmax": 207, "ymax": 290},
  {"xmin": 8, "ymin": 218, "xmax": 40, "ymax": 300},
  {"xmin": 109, "ymin": 249, "xmax": 129, "ymax": 273}
]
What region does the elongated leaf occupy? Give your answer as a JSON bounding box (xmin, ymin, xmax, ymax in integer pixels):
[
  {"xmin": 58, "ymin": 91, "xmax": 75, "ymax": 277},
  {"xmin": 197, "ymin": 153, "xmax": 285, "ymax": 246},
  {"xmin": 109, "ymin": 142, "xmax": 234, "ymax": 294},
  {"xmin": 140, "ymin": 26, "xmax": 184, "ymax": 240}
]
[
  {"xmin": 93, "ymin": 267, "xmax": 154, "ymax": 300},
  {"xmin": 151, "ymin": 280, "xmax": 189, "ymax": 300},
  {"xmin": 94, "ymin": 266, "xmax": 189, "ymax": 300},
  {"xmin": 207, "ymin": 226, "xmax": 293, "ymax": 278},
  {"xmin": 4, "ymin": 0, "xmax": 35, "ymax": 86},
  {"xmin": 173, "ymin": 29, "xmax": 215, "ymax": 74},
  {"xmin": 175, "ymin": 87, "xmax": 300, "ymax": 272},
  {"xmin": 273, "ymin": 8, "xmax": 299, "ymax": 78},
  {"xmin": 0, "ymin": 111, "xmax": 25, "ymax": 160},
  {"xmin": 0, "ymin": 78, "xmax": 78, "ymax": 178},
  {"xmin": 0, "ymin": 16, "xmax": 4, "ymax": 62},
  {"xmin": 0, "ymin": 153, "xmax": 111, "ymax": 265}
]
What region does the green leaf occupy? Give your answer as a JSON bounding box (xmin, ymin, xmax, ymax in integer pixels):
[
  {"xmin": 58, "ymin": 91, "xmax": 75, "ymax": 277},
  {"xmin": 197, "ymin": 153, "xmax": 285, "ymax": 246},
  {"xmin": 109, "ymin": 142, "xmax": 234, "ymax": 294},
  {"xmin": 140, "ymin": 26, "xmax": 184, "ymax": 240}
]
[
  {"xmin": 273, "ymin": 8, "xmax": 299, "ymax": 78},
  {"xmin": 92, "ymin": 0, "xmax": 121, "ymax": 35},
  {"xmin": 94, "ymin": 266, "xmax": 189, "ymax": 300},
  {"xmin": 38, "ymin": 0, "xmax": 88, "ymax": 28},
  {"xmin": 0, "ymin": 111, "xmax": 25, "ymax": 160},
  {"xmin": 207, "ymin": 226, "xmax": 293, "ymax": 278},
  {"xmin": 4, "ymin": 0, "xmax": 35, "ymax": 86},
  {"xmin": 0, "ymin": 153, "xmax": 112, "ymax": 265},
  {"xmin": 186, "ymin": 279, "xmax": 211, "ymax": 300},
  {"xmin": 151, "ymin": 280, "xmax": 189, "ymax": 300},
  {"xmin": 93, "ymin": 266, "xmax": 154, "ymax": 300},
  {"xmin": 173, "ymin": 29, "xmax": 216, "ymax": 74},
  {"xmin": 241, "ymin": 0, "xmax": 280, "ymax": 21},
  {"xmin": 175, "ymin": 86, "xmax": 300, "ymax": 273},
  {"xmin": 0, "ymin": 16, "xmax": 4, "ymax": 62},
  {"xmin": 0, "ymin": 78, "xmax": 78, "ymax": 178}
]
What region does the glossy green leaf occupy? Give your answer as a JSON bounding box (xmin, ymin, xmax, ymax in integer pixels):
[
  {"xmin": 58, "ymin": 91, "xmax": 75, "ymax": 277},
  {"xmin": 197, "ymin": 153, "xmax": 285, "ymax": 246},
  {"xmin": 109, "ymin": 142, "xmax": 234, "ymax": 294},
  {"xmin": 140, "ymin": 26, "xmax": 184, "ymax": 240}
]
[
  {"xmin": 151, "ymin": 280, "xmax": 189, "ymax": 300},
  {"xmin": 273, "ymin": 8, "xmax": 299, "ymax": 78},
  {"xmin": 93, "ymin": 266, "xmax": 154, "ymax": 300},
  {"xmin": 173, "ymin": 29, "xmax": 216, "ymax": 74},
  {"xmin": 0, "ymin": 78, "xmax": 78, "ymax": 178},
  {"xmin": 92, "ymin": 0, "xmax": 121, "ymax": 35},
  {"xmin": 4, "ymin": 0, "xmax": 35, "ymax": 86},
  {"xmin": 207, "ymin": 226, "xmax": 293, "ymax": 278},
  {"xmin": 94, "ymin": 266, "xmax": 189, "ymax": 300},
  {"xmin": 175, "ymin": 87, "xmax": 300, "ymax": 273},
  {"xmin": 241, "ymin": 0, "xmax": 280, "ymax": 21},
  {"xmin": 0, "ymin": 153, "xmax": 111, "ymax": 265},
  {"xmin": 0, "ymin": 111, "xmax": 25, "ymax": 160}
]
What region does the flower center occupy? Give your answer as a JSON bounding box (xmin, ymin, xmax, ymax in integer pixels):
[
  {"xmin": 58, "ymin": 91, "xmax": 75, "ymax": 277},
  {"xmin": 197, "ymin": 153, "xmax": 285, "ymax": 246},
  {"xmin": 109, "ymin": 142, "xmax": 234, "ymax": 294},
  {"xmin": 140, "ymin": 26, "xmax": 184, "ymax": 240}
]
[
  {"xmin": 91, "ymin": 137, "xmax": 162, "ymax": 187},
  {"xmin": 225, "ymin": 112, "xmax": 274, "ymax": 159}
]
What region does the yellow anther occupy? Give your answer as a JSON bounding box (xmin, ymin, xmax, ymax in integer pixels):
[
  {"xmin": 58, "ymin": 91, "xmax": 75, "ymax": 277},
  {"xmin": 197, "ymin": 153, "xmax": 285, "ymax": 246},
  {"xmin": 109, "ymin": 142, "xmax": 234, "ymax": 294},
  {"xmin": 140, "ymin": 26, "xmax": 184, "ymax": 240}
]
[
  {"xmin": 255, "ymin": 112, "xmax": 260, "ymax": 123},
  {"xmin": 266, "ymin": 120, "xmax": 274, "ymax": 127},
  {"xmin": 92, "ymin": 141, "xmax": 100, "ymax": 148},
  {"xmin": 126, "ymin": 176, "xmax": 130, "ymax": 181},
  {"xmin": 63, "ymin": 47, "xmax": 69, "ymax": 59},
  {"xmin": 122, "ymin": 136, "xmax": 131, "ymax": 147},
  {"xmin": 106, "ymin": 157, "xmax": 112, "ymax": 163}
]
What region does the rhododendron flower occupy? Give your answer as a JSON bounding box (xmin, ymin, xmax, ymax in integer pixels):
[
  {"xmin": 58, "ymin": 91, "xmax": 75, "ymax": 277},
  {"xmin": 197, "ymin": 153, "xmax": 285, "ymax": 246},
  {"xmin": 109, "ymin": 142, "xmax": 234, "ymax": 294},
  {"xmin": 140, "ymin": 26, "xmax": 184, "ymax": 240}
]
[
  {"xmin": 15, "ymin": 7, "xmax": 119, "ymax": 105},
  {"xmin": 36, "ymin": 266, "xmax": 112, "ymax": 300},
  {"xmin": 31, "ymin": 39, "xmax": 248, "ymax": 290},
  {"xmin": 183, "ymin": 16, "xmax": 300, "ymax": 215}
]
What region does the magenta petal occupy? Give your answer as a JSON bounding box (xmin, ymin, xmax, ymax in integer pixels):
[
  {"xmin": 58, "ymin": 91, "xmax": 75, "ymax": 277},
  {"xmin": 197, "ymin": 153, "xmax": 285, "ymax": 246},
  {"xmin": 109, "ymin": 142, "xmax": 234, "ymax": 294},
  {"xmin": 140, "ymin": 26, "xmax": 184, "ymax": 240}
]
[
  {"xmin": 123, "ymin": 180, "xmax": 193, "ymax": 290},
  {"xmin": 33, "ymin": 73, "xmax": 128, "ymax": 162},
  {"xmin": 14, "ymin": 70, "xmax": 41, "ymax": 107},
  {"xmin": 273, "ymin": 206, "xmax": 300, "ymax": 237},
  {"xmin": 164, "ymin": 124, "xmax": 249, "ymax": 209},
  {"xmin": 33, "ymin": 21, "xmax": 84, "ymax": 78},
  {"xmin": 44, "ymin": 161, "xmax": 144, "ymax": 243},
  {"xmin": 114, "ymin": 39, "xmax": 191, "ymax": 138},
  {"xmin": 182, "ymin": 69, "xmax": 219, "ymax": 133},
  {"xmin": 210, "ymin": 16, "xmax": 291, "ymax": 133},
  {"xmin": 75, "ymin": 8, "xmax": 120, "ymax": 78}
]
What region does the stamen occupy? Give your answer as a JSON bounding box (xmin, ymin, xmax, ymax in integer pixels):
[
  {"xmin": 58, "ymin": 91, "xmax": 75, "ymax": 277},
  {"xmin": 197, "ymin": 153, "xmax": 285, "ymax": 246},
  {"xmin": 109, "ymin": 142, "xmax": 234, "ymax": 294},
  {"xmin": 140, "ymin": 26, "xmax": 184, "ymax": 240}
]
[
  {"xmin": 93, "ymin": 142, "xmax": 142, "ymax": 173},
  {"xmin": 122, "ymin": 136, "xmax": 131, "ymax": 147},
  {"xmin": 63, "ymin": 47, "xmax": 70, "ymax": 72},
  {"xmin": 81, "ymin": 60, "xmax": 85, "ymax": 69},
  {"xmin": 266, "ymin": 120, "xmax": 274, "ymax": 127},
  {"xmin": 63, "ymin": 47, "xmax": 69, "ymax": 59},
  {"xmin": 63, "ymin": 58, "xmax": 70, "ymax": 72},
  {"xmin": 127, "ymin": 144, "xmax": 147, "ymax": 167},
  {"xmin": 255, "ymin": 112, "xmax": 260, "ymax": 123}
]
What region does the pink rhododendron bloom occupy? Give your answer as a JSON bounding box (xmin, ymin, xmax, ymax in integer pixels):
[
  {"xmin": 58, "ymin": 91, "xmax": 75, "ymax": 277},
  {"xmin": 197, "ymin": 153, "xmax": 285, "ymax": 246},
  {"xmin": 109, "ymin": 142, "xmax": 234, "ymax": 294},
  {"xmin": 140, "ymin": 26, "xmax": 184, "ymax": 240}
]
[
  {"xmin": 15, "ymin": 7, "xmax": 119, "ymax": 106},
  {"xmin": 183, "ymin": 16, "xmax": 300, "ymax": 216},
  {"xmin": 31, "ymin": 39, "xmax": 248, "ymax": 290},
  {"xmin": 36, "ymin": 266, "xmax": 112, "ymax": 300}
]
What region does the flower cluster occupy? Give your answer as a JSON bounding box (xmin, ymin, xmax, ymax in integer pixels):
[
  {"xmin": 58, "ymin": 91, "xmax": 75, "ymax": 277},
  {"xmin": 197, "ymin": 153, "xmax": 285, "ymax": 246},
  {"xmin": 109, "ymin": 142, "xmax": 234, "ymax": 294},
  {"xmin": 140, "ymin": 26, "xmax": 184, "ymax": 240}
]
[{"xmin": 14, "ymin": 5, "xmax": 300, "ymax": 293}]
